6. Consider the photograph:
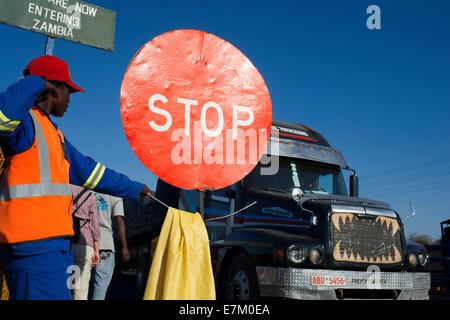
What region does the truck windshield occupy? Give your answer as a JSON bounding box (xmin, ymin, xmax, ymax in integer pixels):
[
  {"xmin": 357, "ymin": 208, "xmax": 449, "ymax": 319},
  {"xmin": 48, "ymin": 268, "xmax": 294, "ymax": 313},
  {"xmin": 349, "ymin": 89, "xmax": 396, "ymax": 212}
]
[{"xmin": 243, "ymin": 157, "xmax": 348, "ymax": 196}]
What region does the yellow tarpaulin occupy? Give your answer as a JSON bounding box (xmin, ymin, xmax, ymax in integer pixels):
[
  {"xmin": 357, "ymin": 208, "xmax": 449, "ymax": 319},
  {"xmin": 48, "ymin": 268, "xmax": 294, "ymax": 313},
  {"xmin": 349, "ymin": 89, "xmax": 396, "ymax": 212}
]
[{"xmin": 143, "ymin": 207, "xmax": 216, "ymax": 300}]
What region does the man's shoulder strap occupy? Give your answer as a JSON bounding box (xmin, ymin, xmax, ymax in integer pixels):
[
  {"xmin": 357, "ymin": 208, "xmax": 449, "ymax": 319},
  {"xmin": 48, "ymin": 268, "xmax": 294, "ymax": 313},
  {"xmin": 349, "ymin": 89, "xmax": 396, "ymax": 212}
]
[{"xmin": 73, "ymin": 187, "xmax": 91, "ymax": 203}]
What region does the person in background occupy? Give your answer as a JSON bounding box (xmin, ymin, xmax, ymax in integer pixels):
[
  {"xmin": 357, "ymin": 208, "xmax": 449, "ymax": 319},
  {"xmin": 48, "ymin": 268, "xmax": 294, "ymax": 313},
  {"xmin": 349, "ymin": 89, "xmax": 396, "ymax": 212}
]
[
  {"xmin": 71, "ymin": 184, "xmax": 100, "ymax": 300},
  {"xmin": 90, "ymin": 192, "xmax": 128, "ymax": 300},
  {"xmin": 0, "ymin": 55, "xmax": 153, "ymax": 300}
]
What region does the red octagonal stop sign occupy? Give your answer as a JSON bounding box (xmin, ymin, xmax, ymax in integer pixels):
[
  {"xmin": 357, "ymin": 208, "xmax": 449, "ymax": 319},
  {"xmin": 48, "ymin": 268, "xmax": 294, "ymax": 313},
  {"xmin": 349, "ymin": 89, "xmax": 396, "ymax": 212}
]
[{"xmin": 121, "ymin": 29, "xmax": 272, "ymax": 190}]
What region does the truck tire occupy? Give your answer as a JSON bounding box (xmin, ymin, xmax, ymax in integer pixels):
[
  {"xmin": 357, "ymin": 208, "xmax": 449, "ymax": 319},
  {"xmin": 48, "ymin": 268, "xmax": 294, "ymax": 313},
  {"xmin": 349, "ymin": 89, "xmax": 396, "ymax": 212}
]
[{"xmin": 224, "ymin": 252, "xmax": 259, "ymax": 300}]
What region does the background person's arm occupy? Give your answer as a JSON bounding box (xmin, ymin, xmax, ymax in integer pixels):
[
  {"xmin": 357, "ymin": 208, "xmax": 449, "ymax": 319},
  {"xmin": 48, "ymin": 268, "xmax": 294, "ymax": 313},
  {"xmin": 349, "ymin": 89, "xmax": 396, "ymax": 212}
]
[{"xmin": 114, "ymin": 216, "xmax": 130, "ymax": 263}]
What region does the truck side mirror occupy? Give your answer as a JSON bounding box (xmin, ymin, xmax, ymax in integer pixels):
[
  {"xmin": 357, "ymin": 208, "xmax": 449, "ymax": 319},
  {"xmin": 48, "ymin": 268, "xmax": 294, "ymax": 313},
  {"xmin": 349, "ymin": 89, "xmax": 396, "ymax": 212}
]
[
  {"xmin": 343, "ymin": 167, "xmax": 359, "ymax": 197},
  {"xmin": 350, "ymin": 174, "xmax": 359, "ymax": 197},
  {"xmin": 292, "ymin": 188, "xmax": 304, "ymax": 202}
]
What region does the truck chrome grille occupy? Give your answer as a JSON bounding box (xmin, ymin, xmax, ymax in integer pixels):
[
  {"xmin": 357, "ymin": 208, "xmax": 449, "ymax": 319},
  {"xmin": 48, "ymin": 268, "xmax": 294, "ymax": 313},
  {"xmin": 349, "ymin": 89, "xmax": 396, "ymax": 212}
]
[{"xmin": 330, "ymin": 213, "xmax": 403, "ymax": 264}]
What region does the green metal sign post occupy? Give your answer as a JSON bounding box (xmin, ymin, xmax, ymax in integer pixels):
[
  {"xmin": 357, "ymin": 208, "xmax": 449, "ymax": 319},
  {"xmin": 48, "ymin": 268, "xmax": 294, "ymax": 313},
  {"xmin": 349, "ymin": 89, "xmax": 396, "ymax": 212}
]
[{"xmin": 0, "ymin": 0, "xmax": 116, "ymax": 53}]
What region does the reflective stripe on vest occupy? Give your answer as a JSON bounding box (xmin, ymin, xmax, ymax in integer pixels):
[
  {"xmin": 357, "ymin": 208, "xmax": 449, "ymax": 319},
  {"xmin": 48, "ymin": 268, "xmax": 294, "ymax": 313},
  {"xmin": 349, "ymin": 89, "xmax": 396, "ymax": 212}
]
[{"xmin": 0, "ymin": 111, "xmax": 72, "ymax": 201}]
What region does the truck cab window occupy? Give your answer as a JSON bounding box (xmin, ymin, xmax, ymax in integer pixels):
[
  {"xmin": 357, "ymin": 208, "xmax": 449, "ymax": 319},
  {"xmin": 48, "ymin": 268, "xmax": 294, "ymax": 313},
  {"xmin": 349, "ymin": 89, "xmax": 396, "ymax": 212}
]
[
  {"xmin": 243, "ymin": 157, "xmax": 348, "ymax": 197},
  {"xmin": 297, "ymin": 162, "xmax": 347, "ymax": 196}
]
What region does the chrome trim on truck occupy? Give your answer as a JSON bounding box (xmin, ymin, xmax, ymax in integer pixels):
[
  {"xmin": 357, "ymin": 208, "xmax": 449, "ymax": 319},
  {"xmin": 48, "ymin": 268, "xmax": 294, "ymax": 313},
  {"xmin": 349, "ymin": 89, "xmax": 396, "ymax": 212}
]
[
  {"xmin": 257, "ymin": 267, "xmax": 430, "ymax": 300},
  {"xmin": 331, "ymin": 204, "xmax": 397, "ymax": 218}
]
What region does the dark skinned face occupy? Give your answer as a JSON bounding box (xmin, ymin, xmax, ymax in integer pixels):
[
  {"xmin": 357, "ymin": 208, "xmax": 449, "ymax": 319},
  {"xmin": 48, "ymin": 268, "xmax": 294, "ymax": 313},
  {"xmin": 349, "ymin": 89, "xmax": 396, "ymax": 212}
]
[{"xmin": 51, "ymin": 84, "xmax": 71, "ymax": 117}]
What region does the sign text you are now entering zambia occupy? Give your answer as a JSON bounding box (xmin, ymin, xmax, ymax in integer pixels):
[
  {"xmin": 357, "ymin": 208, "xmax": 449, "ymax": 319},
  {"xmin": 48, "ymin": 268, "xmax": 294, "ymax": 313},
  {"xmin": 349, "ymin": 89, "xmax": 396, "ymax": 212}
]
[{"xmin": 0, "ymin": 0, "xmax": 116, "ymax": 52}]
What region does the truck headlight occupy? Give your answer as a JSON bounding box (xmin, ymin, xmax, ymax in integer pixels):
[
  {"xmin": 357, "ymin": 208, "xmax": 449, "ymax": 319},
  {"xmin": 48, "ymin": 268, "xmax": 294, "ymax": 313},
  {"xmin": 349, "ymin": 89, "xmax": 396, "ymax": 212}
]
[
  {"xmin": 287, "ymin": 245, "xmax": 308, "ymax": 264},
  {"xmin": 408, "ymin": 253, "xmax": 418, "ymax": 267},
  {"xmin": 309, "ymin": 249, "xmax": 322, "ymax": 264},
  {"xmin": 418, "ymin": 252, "xmax": 429, "ymax": 266}
]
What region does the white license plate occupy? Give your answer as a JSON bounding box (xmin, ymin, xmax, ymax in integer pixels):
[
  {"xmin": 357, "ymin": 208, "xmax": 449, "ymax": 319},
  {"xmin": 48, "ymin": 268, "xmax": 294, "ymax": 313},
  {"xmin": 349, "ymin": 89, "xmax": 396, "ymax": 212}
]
[{"xmin": 310, "ymin": 275, "xmax": 346, "ymax": 287}]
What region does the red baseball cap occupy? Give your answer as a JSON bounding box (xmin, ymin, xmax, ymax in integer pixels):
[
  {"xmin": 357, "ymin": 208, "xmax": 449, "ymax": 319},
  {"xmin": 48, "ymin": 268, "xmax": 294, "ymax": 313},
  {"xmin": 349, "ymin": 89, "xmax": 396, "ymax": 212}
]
[{"xmin": 25, "ymin": 55, "xmax": 84, "ymax": 93}]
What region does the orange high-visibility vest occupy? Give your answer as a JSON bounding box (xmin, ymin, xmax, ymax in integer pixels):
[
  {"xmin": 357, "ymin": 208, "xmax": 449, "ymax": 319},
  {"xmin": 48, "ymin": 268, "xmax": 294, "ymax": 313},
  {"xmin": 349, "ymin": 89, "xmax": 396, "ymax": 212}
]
[{"xmin": 0, "ymin": 107, "xmax": 73, "ymax": 244}]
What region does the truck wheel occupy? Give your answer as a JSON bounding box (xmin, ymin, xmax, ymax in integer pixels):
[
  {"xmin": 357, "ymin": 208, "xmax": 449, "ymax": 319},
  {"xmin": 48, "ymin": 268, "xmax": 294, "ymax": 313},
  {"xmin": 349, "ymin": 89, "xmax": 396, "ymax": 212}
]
[{"xmin": 224, "ymin": 253, "xmax": 259, "ymax": 300}]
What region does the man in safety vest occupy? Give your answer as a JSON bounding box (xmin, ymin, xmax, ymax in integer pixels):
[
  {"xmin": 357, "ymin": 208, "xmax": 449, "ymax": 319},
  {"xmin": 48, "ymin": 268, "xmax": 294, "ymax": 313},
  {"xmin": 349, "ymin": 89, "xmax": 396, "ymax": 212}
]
[{"xmin": 0, "ymin": 55, "xmax": 152, "ymax": 300}]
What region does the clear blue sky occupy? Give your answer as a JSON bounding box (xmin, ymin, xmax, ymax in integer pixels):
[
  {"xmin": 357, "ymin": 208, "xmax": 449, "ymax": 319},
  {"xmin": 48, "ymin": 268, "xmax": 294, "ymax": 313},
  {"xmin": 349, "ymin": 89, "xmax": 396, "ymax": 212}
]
[{"xmin": 1, "ymin": 0, "xmax": 449, "ymax": 240}]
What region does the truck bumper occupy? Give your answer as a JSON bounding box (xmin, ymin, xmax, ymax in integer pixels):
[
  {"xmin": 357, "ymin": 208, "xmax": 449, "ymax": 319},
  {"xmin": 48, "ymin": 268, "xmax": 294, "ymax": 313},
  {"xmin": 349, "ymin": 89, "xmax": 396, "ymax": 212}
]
[{"xmin": 256, "ymin": 267, "xmax": 430, "ymax": 300}]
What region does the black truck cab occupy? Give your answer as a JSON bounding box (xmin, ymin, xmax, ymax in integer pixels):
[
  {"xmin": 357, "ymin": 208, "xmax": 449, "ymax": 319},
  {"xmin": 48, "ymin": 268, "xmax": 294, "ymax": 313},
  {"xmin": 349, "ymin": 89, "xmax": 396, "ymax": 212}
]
[{"xmin": 151, "ymin": 120, "xmax": 430, "ymax": 300}]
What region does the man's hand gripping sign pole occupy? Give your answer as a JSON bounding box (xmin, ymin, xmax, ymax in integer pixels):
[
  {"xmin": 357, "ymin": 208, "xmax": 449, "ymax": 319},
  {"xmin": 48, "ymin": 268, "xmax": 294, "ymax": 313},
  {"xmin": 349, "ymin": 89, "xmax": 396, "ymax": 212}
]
[{"xmin": 120, "ymin": 30, "xmax": 272, "ymax": 300}]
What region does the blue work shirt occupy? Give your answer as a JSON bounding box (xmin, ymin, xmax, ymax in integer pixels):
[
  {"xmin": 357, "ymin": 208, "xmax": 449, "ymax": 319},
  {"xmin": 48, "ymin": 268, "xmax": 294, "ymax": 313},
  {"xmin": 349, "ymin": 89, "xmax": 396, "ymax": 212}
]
[{"xmin": 0, "ymin": 76, "xmax": 143, "ymax": 255}]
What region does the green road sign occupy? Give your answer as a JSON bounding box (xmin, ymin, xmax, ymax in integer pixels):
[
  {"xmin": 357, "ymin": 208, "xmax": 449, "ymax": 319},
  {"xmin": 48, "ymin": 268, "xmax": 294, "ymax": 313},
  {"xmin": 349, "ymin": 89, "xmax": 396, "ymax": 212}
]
[{"xmin": 0, "ymin": 0, "xmax": 116, "ymax": 52}]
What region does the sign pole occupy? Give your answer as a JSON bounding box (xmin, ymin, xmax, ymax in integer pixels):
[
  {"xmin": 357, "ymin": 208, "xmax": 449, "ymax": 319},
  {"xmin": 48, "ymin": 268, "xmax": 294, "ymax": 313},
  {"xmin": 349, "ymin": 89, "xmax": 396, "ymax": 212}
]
[
  {"xmin": 199, "ymin": 191, "xmax": 204, "ymax": 219},
  {"xmin": 44, "ymin": 36, "xmax": 55, "ymax": 56}
]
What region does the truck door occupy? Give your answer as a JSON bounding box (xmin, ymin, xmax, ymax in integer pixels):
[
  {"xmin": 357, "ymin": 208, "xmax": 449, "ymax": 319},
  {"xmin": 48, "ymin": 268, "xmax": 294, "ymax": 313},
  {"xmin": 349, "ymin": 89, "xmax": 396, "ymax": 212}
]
[{"xmin": 178, "ymin": 186, "xmax": 236, "ymax": 241}]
